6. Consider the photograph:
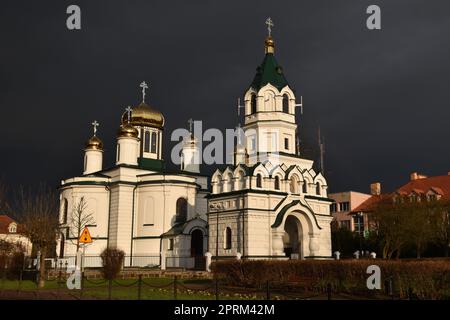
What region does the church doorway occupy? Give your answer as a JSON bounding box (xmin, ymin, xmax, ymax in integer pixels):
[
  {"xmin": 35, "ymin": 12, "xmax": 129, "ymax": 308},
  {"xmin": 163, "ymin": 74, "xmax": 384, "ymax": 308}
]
[
  {"xmin": 283, "ymin": 215, "xmax": 303, "ymax": 259},
  {"xmin": 190, "ymin": 229, "xmax": 205, "ymax": 270}
]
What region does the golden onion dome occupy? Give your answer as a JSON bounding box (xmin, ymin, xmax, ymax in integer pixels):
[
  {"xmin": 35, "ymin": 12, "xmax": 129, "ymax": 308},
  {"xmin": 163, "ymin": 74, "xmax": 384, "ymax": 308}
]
[
  {"xmin": 265, "ymin": 36, "xmax": 275, "ymax": 54},
  {"xmin": 121, "ymin": 102, "xmax": 165, "ymax": 129},
  {"xmin": 85, "ymin": 136, "xmax": 103, "ymax": 151},
  {"xmin": 117, "ymin": 123, "xmax": 139, "ymax": 138}
]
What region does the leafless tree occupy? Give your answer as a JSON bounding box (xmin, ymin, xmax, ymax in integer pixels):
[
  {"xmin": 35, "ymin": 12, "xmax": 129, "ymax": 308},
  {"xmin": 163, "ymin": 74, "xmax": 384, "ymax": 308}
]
[
  {"xmin": 19, "ymin": 184, "xmax": 59, "ymax": 288},
  {"xmin": 0, "ymin": 178, "xmax": 11, "ymax": 214},
  {"xmin": 67, "ymin": 196, "xmax": 95, "ymax": 253},
  {"xmin": 430, "ymin": 199, "xmax": 450, "ymax": 257}
]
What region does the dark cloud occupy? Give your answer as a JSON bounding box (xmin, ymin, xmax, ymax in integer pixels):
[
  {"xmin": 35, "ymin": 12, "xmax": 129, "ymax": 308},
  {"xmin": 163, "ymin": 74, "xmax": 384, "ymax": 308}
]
[{"xmin": 1, "ymin": 0, "xmax": 449, "ymax": 194}]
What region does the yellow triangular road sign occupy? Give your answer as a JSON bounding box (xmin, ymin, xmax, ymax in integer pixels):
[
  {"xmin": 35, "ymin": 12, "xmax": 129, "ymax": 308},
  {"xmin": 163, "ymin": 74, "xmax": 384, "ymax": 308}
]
[{"xmin": 79, "ymin": 227, "xmax": 93, "ymax": 244}]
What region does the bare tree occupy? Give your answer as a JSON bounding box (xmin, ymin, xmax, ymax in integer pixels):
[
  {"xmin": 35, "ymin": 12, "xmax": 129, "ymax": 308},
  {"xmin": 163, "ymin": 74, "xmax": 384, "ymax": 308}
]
[
  {"xmin": 404, "ymin": 199, "xmax": 435, "ymax": 259},
  {"xmin": 67, "ymin": 196, "xmax": 95, "ymax": 253},
  {"xmin": 19, "ymin": 184, "xmax": 59, "ymax": 288},
  {"xmin": 0, "ymin": 178, "xmax": 11, "ymax": 215},
  {"xmin": 369, "ymin": 199, "xmax": 409, "ymax": 259},
  {"xmin": 430, "ymin": 199, "xmax": 450, "ymax": 257}
]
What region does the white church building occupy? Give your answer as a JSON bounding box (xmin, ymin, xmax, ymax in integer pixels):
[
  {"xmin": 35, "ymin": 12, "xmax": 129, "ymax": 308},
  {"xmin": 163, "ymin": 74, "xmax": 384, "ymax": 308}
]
[{"xmin": 57, "ymin": 22, "xmax": 333, "ymax": 269}]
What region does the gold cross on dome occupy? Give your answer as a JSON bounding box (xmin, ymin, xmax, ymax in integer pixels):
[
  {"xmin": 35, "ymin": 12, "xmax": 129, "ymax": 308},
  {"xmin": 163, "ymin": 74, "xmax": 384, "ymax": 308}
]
[
  {"xmin": 265, "ymin": 17, "xmax": 274, "ymax": 36},
  {"xmin": 125, "ymin": 106, "xmax": 133, "ymax": 123},
  {"xmin": 187, "ymin": 118, "xmax": 194, "ymax": 133},
  {"xmin": 140, "ymin": 81, "xmax": 149, "ymax": 103},
  {"xmin": 91, "ymin": 120, "xmax": 99, "ymax": 136}
]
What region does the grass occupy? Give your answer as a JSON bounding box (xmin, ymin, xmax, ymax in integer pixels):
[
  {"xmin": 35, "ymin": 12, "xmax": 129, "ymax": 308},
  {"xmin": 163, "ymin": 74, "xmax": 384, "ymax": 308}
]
[{"xmin": 0, "ymin": 277, "xmax": 260, "ymax": 300}]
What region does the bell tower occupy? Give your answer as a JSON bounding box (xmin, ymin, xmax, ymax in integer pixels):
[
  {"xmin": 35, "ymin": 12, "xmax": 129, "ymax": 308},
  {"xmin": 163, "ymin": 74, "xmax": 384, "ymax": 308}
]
[{"xmin": 243, "ymin": 18, "xmax": 301, "ymax": 165}]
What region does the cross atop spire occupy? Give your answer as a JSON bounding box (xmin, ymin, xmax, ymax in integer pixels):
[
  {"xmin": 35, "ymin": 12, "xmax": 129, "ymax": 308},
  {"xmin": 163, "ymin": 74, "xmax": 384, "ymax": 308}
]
[
  {"xmin": 125, "ymin": 106, "xmax": 133, "ymax": 123},
  {"xmin": 91, "ymin": 120, "xmax": 99, "ymax": 136},
  {"xmin": 140, "ymin": 81, "xmax": 149, "ymax": 103},
  {"xmin": 265, "ymin": 17, "xmax": 274, "ymax": 37},
  {"xmin": 187, "ymin": 118, "xmax": 194, "ymax": 133},
  {"xmin": 237, "ymin": 97, "xmax": 245, "ymax": 117}
]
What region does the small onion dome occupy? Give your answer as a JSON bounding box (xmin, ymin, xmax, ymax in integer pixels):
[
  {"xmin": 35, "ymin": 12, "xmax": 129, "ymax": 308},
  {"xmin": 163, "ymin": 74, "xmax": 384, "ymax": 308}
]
[
  {"xmin": 85, "ymin": 136, "xmax": 103, "ymax": 151},
  {"xmin": 265, "ymin": 36, "xmax": 275, "ymax": 54},
  {"xmin": 121, "ymin": 102, "xmax": 165, "ymax": 129},
  {"xmin": 184, "ymin": 133, "xmax": 198, "ymax": 147},
  {"xmin": 117, "ymin": 123, "xmax": 139, "ymax": 138},
  {"xmin": 235, "ymin": 143, "xmax": 246, "ymax": 153}
]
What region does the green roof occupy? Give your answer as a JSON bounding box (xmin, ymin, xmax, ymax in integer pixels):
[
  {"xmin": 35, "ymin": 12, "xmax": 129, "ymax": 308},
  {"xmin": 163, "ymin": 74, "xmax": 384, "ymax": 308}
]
[{"xmin": 250, "ymin": 53, "xmax": 289, "ymax": 91}]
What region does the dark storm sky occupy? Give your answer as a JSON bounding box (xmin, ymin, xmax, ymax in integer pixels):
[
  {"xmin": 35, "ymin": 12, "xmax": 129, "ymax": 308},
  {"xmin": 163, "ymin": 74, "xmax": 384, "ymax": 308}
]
[{"xmin": 1, "ymin": 0, "xmax": 449, "ymax": 194}]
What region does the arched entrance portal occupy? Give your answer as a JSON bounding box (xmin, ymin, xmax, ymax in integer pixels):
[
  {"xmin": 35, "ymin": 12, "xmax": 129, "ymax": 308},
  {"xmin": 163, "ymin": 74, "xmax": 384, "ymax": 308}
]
[
  {"xmin": 190, "ymin": 229, "xmax": 205, "ymax": 269},
  {"xmin": 283, "ymin": 215, "xmax": 303, "ymax": 259}
]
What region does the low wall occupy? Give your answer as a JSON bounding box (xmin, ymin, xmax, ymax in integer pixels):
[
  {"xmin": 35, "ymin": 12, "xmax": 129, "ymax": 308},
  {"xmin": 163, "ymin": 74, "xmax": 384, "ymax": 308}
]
[{"xmin": 47, "ymin": 268, "xmax": 212, "ymax": 280}]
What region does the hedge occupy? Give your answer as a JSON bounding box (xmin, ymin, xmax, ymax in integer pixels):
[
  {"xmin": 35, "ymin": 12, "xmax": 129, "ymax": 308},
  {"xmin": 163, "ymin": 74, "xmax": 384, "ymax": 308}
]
[{"xmin": 211, "ymin": 259, "xmax": 450, "ymax": 299}]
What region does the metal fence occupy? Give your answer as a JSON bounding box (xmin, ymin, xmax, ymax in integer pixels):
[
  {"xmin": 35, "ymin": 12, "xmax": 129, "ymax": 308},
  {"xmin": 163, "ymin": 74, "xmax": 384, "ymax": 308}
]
[
  {"xmin": 25, "ymin": 255, "xmax": 161, "ymax": 270},
  {"xmin": 0, "ymin": 269, "xmax": 417, "ymax": 300}
]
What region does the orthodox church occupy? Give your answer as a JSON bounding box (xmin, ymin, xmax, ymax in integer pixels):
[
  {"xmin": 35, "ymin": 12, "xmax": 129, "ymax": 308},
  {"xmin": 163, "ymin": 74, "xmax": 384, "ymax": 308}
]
[
  {"xmin": 208, "ymin": 26, "xmax": 333, "ymax": 260},
  {"xmin": 57, "ymin": 21, "xmax": 333, "ymax": 269},
  {"xmin": 57, "ymin": 83, "xmax": 210, "ymax": 269}
]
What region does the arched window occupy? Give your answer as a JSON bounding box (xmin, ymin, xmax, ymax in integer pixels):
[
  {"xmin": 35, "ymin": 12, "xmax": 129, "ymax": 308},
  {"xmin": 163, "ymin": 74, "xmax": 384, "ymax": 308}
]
[
  {"xmin": 62, "ymin": 198, "xmax": 68, "ymax": 224},
  {"xmin": 151, "ymin": 132, "xmax": 157, "ymax": 153},
  {"xmin": 176, "ymin": 198, "xmax": 188, "ymax": 223},
  {"xmin": 282, "ymin": 94, "xmax": 289, "ymax": 113},
  {"xmin": 316, "ymin": 183, "xmax": 321, "ymax": 196},
  {"xmin": 290, "ymin": 176, "xmax": 298, "ymax": 193},
  {"xmin": 250, "ymin": 94, "xmax": 257, "ymax": 114},
  {"xmin": 256, "ymin": 174, "xmax": 262, "ymax": 188},
  {"xmin": 224, "ymin": 227, "xmax": 232, "ymax": 249},
  {"xmin": 274, "ymin": 176, "xmax": 280, "ymax": 190},
  {"xmin": 144, "ymin": 131, "xmax": 150, "ymax": 152},
  {"xmin": 302, "ymin": 181, "xmax": 308, "ymax": 194},
  {"xmin": 59, "ymin": 232, "xmax": 65, "ymax": 258}
]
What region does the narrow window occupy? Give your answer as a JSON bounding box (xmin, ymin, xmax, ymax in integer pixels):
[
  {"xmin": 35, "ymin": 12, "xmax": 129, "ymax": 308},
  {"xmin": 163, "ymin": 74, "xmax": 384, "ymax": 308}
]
[
  {"xmin": 302, "ymin": 181, "xmax": 307, "ymax": 194},
  {"xmin": 256, "ymin": 174, "xmax": 262, "ymax": 188},
  {"xmin": 251, "ymin": 94, "xmax": 257, "ymax": 114},
  {"xmin": 284, "ymin": 138, "xmax": 289, "ymax": 150},
  {"xmin": 144, "ymin": 131, "xmax": 150, "ymax": 152},
  {"xmin": 62, "ymin": 199, "xmax": 68, "ymax": 224},
  {"xmin": 282, "ymin": 94, "xmax": 289, "ymax": 113},
  {"xmin": 225, "ymin": 227, "xmax": 232, "ymax": 249},
  {"xmin": 176, "ymin": 198, "xmax": 188, "ymax": 223},
  {"xmin": 168, "ymin": 239, "xmax": 174, "ymax": 250},
  {"xmin": 316, "ymin": 183, "xmax": 321, "ymax": 196},
  {"xmin": 274, "ymin": 176, "xmax": 280, "ymax": 190},
  {"xmin": 151, "ymin": 132, "xmax": 157, "ymax": 153}
]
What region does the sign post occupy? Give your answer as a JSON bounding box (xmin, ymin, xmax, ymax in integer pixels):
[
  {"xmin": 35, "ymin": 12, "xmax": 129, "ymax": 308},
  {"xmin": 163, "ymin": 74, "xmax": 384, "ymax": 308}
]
[{"xmin": 78, "ymin": 227, "xmax": 93, "ymax": 271}]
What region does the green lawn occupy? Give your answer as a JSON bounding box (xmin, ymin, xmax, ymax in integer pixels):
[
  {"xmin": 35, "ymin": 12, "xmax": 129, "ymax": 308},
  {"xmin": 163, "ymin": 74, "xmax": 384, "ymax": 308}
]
[{"xmin": 0, "ymin": 277, "xmax": 260, "ymax": 300}]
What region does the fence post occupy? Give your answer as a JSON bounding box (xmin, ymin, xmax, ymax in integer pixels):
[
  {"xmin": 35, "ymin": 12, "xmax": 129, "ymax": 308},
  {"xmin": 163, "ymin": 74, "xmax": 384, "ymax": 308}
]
[
  {"xmin": 108, "ymin": 279, "xmax": 112, "ymax": 300},
  {"xmin": 18, "ymin": 269, "xmax": 23, "ymax": 295},
  {"xmin": 137, "ymin": 275, "xmax": 142, "ymax": 300},
  {"xmin": 79, "ymin": 271, "xmax": 84, "ymax": 300},
  {"xmin": 173, "ymin": 276, "xmax": 177, "ymax": 300},
  {"xmin": 408, "ymin": 287, "xmax": 413, "ymax": 300},
  {"xmin": 215, "ymin": 277, "xmax": 219, "ymax": 300},
  {"xmin": 327, "ymin": 283, "xmax": 332, "ymax": 300},
  {"xmin": 0, "ymin": 264, "xmax": 6, "ymax": 297},
  {"xmin": 56, "ymin": 271, "xmax": 62, "ymax": 300},
  {"xmin": 266, "ymin": 280, "xmax": 270, "ymax": 300}
]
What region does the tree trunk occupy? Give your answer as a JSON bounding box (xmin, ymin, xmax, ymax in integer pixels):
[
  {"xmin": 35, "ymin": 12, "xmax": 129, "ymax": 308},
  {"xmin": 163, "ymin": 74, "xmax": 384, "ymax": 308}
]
[{"xmin": 38, "ymin": 246, "xmax": 47, "ymax": 288}]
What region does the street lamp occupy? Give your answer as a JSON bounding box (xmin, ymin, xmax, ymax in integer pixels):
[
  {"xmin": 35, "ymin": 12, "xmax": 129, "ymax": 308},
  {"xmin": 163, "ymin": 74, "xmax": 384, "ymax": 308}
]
[{"xmin": 356, "ymin": 212, "xmax": 363, "ymax": 254}]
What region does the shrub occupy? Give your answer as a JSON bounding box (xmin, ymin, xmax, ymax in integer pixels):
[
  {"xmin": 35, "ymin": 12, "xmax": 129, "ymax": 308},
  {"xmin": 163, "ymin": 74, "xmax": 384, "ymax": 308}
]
[
  {"xmin": 0, "ymin": 240, "xmax": 26, "ymax": 279},
  {"xmin": 100, "ymin": 248, "xmax": 125, "ymax": 280},
  {"xmin": 211, "ymin": 259, "xmax": 450, "ymax": 299}
]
